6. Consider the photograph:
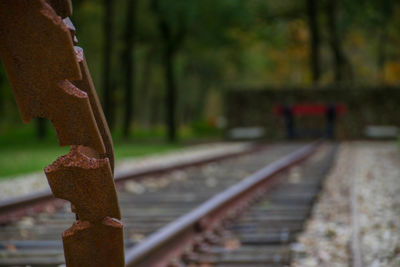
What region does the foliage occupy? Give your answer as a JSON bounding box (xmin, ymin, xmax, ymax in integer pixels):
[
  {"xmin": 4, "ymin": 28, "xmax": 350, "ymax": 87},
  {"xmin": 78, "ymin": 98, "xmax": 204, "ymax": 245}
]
[{"xmin": 0, "ymin": 0, "xmax": 399, "ymax": 142}]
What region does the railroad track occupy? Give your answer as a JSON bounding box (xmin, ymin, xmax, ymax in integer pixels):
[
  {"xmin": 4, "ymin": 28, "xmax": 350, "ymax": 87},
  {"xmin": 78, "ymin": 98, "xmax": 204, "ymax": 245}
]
[
  {"xmin": 183, "ymin": 143, "xmax": 336, "ymax": 266},
  {"xmin": 0, "ymin": 142, "xmax": 335, "ymax": 266},
  {"xmin": 0, "ymin": 143, "xmax": 261, "ymax": 224}
]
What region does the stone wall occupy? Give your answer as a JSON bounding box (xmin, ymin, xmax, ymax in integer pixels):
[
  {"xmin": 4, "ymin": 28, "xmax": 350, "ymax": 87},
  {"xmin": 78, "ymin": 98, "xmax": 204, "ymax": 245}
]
[{"xmin": 225, "ymin": 87, "xmax": 400, "ymax": 139}]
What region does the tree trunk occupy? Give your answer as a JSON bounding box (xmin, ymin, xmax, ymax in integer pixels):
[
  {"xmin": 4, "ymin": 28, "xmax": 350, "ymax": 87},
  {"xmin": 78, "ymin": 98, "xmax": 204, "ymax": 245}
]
[
  {"xmin": 164, "ymin": 45, "xmax": 176, "ymax": 142},
  {"xmin": 377, "ymin": 29, "xmax": 388, "ymax": 84},
  {"xmin": 151, "ymin": 0, "xmax": 184, "ymax": 142},
  {"xmin": 0, "ymin": 70, "xmax": 3, "ymax": 116},
  {"xmin": 102, "ymin": 0, "xmax": 115, "ymax": 130},
  {"xmin": 306, "ymin": 0, "xmax": 321, "ymax": 85},
  {"xmin": 326, "ymin": 0, "xmax": 354, "ymax": 84},
  {"xmin": 122, "ymin": 0, "xmax": 136, "ymax": 137},
  {"xmin": 326, "ymin": 0, "xmax": 342, "ymax": 82},
  {"xmin": 139, "ymin": 48, "xmax": 154, "ymax": 127}
]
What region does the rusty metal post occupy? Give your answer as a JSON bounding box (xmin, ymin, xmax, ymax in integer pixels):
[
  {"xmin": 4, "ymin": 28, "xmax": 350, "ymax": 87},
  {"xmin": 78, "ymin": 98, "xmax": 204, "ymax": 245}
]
[{"xmin": 0, "ymin": 0, "xmax": 124, "ymax": 266}]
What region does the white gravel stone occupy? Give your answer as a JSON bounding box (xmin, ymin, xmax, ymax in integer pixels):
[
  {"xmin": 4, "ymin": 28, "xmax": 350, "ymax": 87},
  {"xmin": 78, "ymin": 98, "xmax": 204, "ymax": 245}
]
[
  {"xmin": 291, "ymin": 142, "xmax": 400, "ymax": 267},
  {"xmin": 355, "ymin": 142, "xmax": 400, "ymax": 267},
  {"xmin": 0, "ymin": 142, "xmax": 251, "ymax": 201}
]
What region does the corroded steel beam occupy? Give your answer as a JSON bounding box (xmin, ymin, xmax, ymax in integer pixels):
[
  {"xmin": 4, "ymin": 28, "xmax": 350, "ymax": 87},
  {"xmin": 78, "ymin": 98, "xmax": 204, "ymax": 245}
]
[{"xmin": 0, "ymin": 0, "xmax": 124, "ymax": 266}]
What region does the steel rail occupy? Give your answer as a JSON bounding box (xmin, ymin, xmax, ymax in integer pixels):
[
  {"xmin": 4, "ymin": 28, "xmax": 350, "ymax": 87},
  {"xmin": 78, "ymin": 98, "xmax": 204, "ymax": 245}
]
[
  {"xmin": 125, "ymin": 141, "xmax": 321, "ymax": 267},
  {"xmin": 0, "ymin": 143, "xmax": 263, "ymax": 223}
]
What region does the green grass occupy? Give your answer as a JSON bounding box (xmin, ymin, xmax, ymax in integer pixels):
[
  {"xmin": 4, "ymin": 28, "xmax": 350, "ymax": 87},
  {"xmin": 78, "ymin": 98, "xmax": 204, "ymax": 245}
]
[
  {"xmin": 0, "ymin": 142, "xmax": 181, "ymax": 178},
  {"xmin": 0, "ymin": 145, "xmax": 69, "ymax": 178},
  {"xmin": 0, "ymin": 120, "xmax": 223, "ymax": 179},
  {"xmin": 0, "ymin": 125, "xmax": 181, "ymax": 179}
]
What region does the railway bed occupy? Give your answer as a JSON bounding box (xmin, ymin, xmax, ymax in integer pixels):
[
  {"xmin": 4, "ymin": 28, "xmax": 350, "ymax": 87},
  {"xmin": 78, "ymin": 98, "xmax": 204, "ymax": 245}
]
[
  {"xmin": 184, "ymin": 144, "xmax": 336, "ymax": 266},
  {"xmin": 0, "ymin": 142, "xmax": 336, "ymax": 266}
]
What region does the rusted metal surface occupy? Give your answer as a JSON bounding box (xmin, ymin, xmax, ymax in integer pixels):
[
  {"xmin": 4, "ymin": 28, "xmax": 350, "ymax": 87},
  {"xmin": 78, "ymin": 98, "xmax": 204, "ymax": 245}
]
[
  {"xmin": 72, "ymin": 47, "xmax": 115, "ymax": 170},
  {"xmin": 0, "ymin": 0, "xmax": 104, "ymax": 153},
  {"xmin": 0, "ymin": 0, "xmax": 124, "ymax": 266},
  {"xmin": 125, "ymin": 141, "xmax": 320, "ymax": 267},
  {"xmin": 45, "ymin": 146, "xmax": 121, "ymax": 222},
  {"xmin": 63, "ymin": 217, "xmax": 124, "ymax": 267}
]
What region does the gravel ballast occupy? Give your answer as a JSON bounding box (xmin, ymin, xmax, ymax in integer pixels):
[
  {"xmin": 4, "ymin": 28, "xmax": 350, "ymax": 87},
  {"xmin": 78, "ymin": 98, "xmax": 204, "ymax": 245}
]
[{"xmin": 292, "ymin": 142, "xmax": 400, "ymax": 267}]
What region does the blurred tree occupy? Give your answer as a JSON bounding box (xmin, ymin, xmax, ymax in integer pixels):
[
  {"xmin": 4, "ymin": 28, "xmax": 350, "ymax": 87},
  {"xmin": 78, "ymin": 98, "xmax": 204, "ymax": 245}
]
[
  {"xmin": 150, "ymin": 0, "xmax": 190, "ymax": 142},
  {"xmin": 306, "ymin": 0, "xmax": 321, "ymax": 84},
  {"xmin": 0, "ymin": 69, "xmax": 3, "ymax": 117},
  {"xmin": 2, "ymin": 0, "xmax": 400, "ymax": 140},
  {"xmin": 137, "ymin": 47, "xmax": 156, "ymax": 128},
  {"xmin": 343, "ymin": 0, "xmax": 397, "ymax": 84},
  {"xmin": 180, "ymin": 0, "xmax": 253, "ymax": 118},
  {"xmin": 102, "ymin": 0, "xmax": 115, "ymax": 129},
  {"xmin": 371, "ymin": 0, "xmax": 395, "ymax": 84},
  {"xmin": 122, "ymin": 0, "xmax": 137, "ymax": 137},
  {"xmin": 326, "ymin": 0, "xmax": 344, "ymax": 82}
]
